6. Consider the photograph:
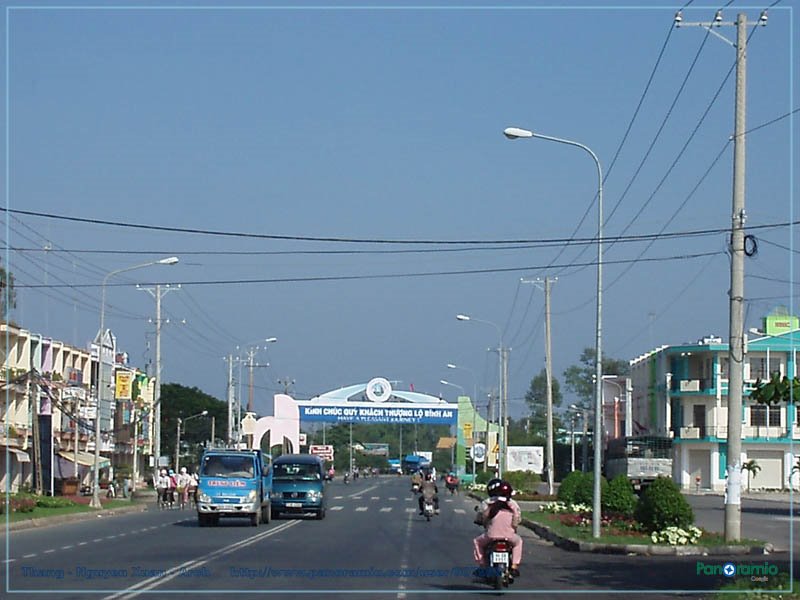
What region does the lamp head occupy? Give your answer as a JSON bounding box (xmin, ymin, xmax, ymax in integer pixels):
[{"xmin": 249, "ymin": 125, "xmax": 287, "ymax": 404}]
[
  {"xmin": 446, "ymin": 363, "xmax": 457, "ymax": 369},
  {"xmin": 456, "ymin": 314, "xmax": 471, "ymax": 321},
  {"xmin": 503, "ymin": 127, "xmax": 534, "ymax": 140},
  {"xmin": 439, "ymin": 380, "xmax": 449, "ymax": 385},
  {"xmin": 158, "ymin": 256, "xmax": 180, "ymax": 265},
  {"xmin": 265, "ymin": 337, "xmax": 278, "ymax": 343},
  {"xmin": 201, "ymin": 410, "xmax": 209, "ymax": 416}
]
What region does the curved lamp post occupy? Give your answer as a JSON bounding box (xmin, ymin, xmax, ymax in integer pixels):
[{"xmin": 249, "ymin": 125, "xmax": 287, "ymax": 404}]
[
  {"xmin": 91, "ymin": 256, "xmax": 179, "ymax": 509},
  {"xmin": 456, "ymin": 313, "xmax": 507, "ymax": 477},
  {"xmin": 504, "ymin": 125, "xmax": 604, "ymax": 538},
  {"xmin": 176, "ymin": 410, "xmax": 209, "ymax": 472}
]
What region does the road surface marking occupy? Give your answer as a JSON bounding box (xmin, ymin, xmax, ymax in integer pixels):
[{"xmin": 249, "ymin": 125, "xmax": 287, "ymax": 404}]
[
  {"xmin": 106, "ymin": 535, "xmax": 117, "ymax": 539},
  {"xmin": 92, "ymin": 538, "xmax": 103, "ymax": 543},
  {"xmin": 3, "ymin": 558, "xmax": 15, "ymax": 564},
  {"xmin": 22, "ymin": 553, "xmax": 36, "ymax": 558},
  {"xmin": 118, "ymin": 533, "xmax": 126, "ymax": 537},
  {"xmin": 329, "ymin": 506, "xmax": 344, "ymax": 511},
  {"xmin": 380, "ymin": 507, "xmax": 392, "ymax": 512},
  {"xmin": 404, "ymin": 497, "xmax": 412, "ymax": 502},
  {"xmin": 445, "ymin": 498, "xmax": 453, "ymax": 503},
  {"xmin": 355, "ymin": 506, "xmax": 368, "ymax": 512},
  {"xmin": 454, "ymin": 508, "xmax": 466, "ymax": 514},
  {"xmin": 103, "ymin": 520, "xmax": 301, "ymax": 600},
  {"xmin": 61, "ymin": 545, "xmax": 73, "ymax": 550},
  {"xmin": 77, "ymin": 542, "xmax": 88, "ymax": 547},
  {"xmin": 371, "ymin": 496, "xmax": 380, "ymax": 500},
  {"xmin": 389, "ymin": 496, "xmax": 397, "ymax": 500},
  {"xmin": 334, "ymin": 496, "xmax": 343, "ymax": 499},
  {"xmin": 43, "ymin": 549, "xmax": 55, "ymax": 554},
  {"xmin": 351, "ymin": 496, "xmax": 363, "ymax": 500},
  {"xmin": 405, "ymin": 508, "xmax": 416, "ymax": 513}
]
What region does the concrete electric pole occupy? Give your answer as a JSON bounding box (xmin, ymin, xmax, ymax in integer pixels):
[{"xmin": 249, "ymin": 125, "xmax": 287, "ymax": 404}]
[{"xmin": 676, "ymin": 8, "xmax": 767, "ymax": 542}]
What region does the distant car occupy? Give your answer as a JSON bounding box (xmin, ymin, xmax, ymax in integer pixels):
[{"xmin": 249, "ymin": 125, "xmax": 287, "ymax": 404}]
[{"xmin": 270, "ymin": 454, "xmax": 327, "ymax": 520}]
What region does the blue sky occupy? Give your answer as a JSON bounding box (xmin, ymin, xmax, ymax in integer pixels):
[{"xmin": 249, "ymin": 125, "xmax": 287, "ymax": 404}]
[{"xmin": 4, "ymin": 1, "xmax": 797, "ymax": 420}]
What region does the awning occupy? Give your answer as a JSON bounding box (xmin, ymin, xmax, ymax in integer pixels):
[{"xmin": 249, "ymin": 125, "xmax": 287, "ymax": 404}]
[
  {"xmin": 58, "ymin": 450, "xmax": 110, "ymax": 469},
  {"xmin": 436, "ymin": 437, "xmax": 457, "ymax": 449},
  {"xmin": 4, "ymin": 447, "xmax": 30, "ymax": 463}
]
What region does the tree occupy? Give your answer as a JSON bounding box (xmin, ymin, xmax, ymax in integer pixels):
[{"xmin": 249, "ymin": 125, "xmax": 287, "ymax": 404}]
[
  {"xmin": 524, "ymin": 369, "xmax": 563, "ymax": 438},
  {"xmin": 563, "ymin": 347, "xmax": 630, "ymax": 408},
  {"xmin": 0, "ymin": 265, "xmax": 16, "ymax": 319},
  {"xmin": 159, "ymin": 384, "xmax": 227, "ymax": 469},
  {"xmin": 750, "ymin": 372, "xmax": 800, "ymax": 406},
  {"xmin": 742, "ymin": 460, "xmax": 761, "ymax": 492}
]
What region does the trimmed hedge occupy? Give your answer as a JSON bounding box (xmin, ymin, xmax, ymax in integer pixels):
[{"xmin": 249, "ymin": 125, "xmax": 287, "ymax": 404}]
[
  {"xmin": 503, "ymin": 470, "xmax": 541, "ymax": 494},
  {"xmin": 634, "ymin": 476, "xmax": 694, "ymax": 532},
  {"xmin": 603, "ymin": 475, "xmax": 637, "ymax": 517},
  {"xmin": 557, "ymin": 471, "xmax": 587, "ymax": 504}
]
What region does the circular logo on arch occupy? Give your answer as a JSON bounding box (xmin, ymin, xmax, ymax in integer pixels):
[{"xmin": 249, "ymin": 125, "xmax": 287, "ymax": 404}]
[{"xmin": 366, "ymin": 378, "xmax": 392, "ymax": 403}]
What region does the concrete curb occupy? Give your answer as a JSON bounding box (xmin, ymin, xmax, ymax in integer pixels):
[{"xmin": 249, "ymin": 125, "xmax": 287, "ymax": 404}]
[
  {"xmin": 520, "ymin": 517, "xmax": 772, "ymax": 556},
  {"xmin": 3, "ymin": 502, "xmax": 149, "ymax": 533},
  {"xmin": 467, "ymin": 492, "xmax": 772, "ymax": 556}
]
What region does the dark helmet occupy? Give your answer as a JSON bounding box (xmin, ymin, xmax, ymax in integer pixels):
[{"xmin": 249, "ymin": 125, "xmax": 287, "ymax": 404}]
[
  {"xmin": 495, "ymin": 481, "xmax": 513, "ymax": 501},
  {"xmin": 486, "ymin": 478, "xmax": 503, "ymax": 496}
]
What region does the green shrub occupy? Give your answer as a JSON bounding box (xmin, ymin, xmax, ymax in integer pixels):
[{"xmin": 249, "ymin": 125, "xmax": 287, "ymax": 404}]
[
  {"xmin": 36, "ymin": 496, "xmax": 77, "ymax": 509},
  {"xmin": 603, "ymin": 475, "xmax": 637, "ymax": 516},
  {"xmin": 503, "ymin": 470, "xmax": 541, "ymax": 494},
  {"xmin": 575, "ymin": 473, "xmax": 608, "ymax": 505},
  {"xmin": 557, "ymin": 471, "xmax": 587, "ymax": 504},
  {"xmin": 634, "ymin": 476, "xmax": 694, "ymax": 532}
]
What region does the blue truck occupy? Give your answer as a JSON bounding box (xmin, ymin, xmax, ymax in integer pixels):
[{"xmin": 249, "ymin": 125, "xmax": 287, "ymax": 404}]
[{"xmin": 196, "ymin": 448, "xmax": 272, "ymax": 527}]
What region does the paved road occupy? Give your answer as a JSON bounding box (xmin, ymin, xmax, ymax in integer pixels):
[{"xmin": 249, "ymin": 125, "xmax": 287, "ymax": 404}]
[
  {"xmin": 3, "ymin": 476, "xmax": 796, "ymax": 599},
  {"xmin": 685, "ymin": 493, "xmax": 799, "ymax": 552}
]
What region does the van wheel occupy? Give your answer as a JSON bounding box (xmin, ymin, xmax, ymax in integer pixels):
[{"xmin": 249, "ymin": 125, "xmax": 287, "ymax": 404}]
[
  {"xmin": 271, "ymin": 509, "xmax": 279, "ymax": 520},
  {"xmin": 316, "ymin": 509, "xmax": 325, "ymax": 520}
]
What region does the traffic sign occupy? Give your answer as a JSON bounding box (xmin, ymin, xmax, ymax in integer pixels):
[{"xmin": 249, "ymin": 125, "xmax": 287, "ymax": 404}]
[
  {"xmin": 309, "ymin": 444, "xmax": 334, "ymax": 461},
  {"xmin": 471, "ymin": 443, "xmax": 486, "ymax": 463}
]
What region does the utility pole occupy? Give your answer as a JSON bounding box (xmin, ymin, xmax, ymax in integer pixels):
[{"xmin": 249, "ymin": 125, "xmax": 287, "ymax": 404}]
[
  {"xmin": 225, "ymin": 355, "xmax": 235, "ymax": 445},
  {"xmin": 522, "ymin": 276, "xmax": 557, "ymax": 495},
  {"xmin": 247, "ymin": 348, "xmax": 256, "ymax": 413},
  {"xmin": 676, "ymin": 6, "xmax": 767, "ymax": 543},
  {"xmin": 139, "ymin": 284, "xmax": 179, "ymax": 471}
]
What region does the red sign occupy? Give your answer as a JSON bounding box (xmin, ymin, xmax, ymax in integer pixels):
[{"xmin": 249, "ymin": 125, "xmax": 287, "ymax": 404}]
[{"xmin": 309, "ymin": 445, "xmax": 334, "ymax": 461}]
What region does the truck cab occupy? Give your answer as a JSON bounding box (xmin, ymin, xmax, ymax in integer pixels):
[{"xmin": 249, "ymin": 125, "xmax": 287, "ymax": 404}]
[{"xmin": 196, "ymin": 449, "xmax": 272, "ymax": 527}]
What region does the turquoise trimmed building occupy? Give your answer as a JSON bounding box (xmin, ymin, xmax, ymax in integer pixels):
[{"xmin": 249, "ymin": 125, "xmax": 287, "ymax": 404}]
[{"xmin": 630, "ymin": 314, "xmax": 799, "ymax": 492}]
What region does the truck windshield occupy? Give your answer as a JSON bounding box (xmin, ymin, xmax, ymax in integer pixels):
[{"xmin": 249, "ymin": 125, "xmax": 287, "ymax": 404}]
[
  {"xmin": 273, "ymin": 463, "xmax": 321, "ymax": 482},
  {"xmin": 201, "ymin": 455, "xmax": 255, "ymax": 478}
]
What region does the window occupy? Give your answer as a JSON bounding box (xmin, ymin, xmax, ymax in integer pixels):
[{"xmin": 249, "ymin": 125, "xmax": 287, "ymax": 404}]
[
  {"xmin": 750, "ymin": 357, "xmax": 768, "ymax": 380},
  {"xmin": 719, "ymin": 356, "xmax": 729, "ymax": 378},
  {"xmin": 750, "ymin": 405, "xmax": 780, "ymax": 427}
]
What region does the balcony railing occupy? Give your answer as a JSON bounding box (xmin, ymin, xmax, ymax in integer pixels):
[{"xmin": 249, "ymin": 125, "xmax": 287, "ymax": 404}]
[{"xmin": 673, "ymin": 378, "xmax": 714, "ymax": 393}]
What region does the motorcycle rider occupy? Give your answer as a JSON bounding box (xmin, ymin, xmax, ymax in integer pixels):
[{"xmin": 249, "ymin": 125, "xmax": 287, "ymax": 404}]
[
  {"xmin": 410, "ymin": 469, "xmax": 423, "ymax": 492},
  {"xmin": 417, "ymin": 471, "xmax": 439, "ymax": 515},
  {"xmin": 473, "ymin": 480, "xmax": 523, "ymax": 577},
  {"xmin": 445, "ymin": 472, "xmax": 460, "ymax": 493}
]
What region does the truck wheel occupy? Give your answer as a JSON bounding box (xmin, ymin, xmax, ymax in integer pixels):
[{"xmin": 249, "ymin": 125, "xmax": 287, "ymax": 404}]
[
  {"xmin": 261, "ymin": 505, "xmax": 271, "ymax": 524},
  {"xmin": 250, "ymin": 512, "xmax": 259, "ymax": 527},
  {"xmin": 211, "ymin": 515, "xmax": 220, "ymax": 527},
  {"xmin": 198, "ymin": 514, "xmax": 207, "ymax": 527}
]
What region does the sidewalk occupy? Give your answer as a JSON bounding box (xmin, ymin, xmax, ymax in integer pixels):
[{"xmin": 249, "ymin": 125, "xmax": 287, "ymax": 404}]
[{"xmin": 3, "ymin": 497, "xmax": 150, "ymax": 533}]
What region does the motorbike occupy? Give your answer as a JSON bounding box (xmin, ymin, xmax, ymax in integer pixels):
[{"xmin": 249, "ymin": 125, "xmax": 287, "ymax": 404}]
[
  {"xmin": 422, "ymin": 499, "xmax": 435, "ymax": 522},
  {"xmin": 343, "ymin": 472, "xmax": 350, "ymax": 485},
  {"xmin": 473, "ymin": 506, "xmax": 514, "ymax": 590},
  {"xmin": 445, "ymin": 479, "xmax": 458, "ymax": 495},
  {"xmin": 411, "ymin": 482, "xmax": 420, "ymax": 494}
]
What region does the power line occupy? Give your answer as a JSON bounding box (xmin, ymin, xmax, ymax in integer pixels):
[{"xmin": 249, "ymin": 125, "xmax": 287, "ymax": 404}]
[{"xmin": 15, "ymin": 250, "xmax": 726, "ymax": 289}]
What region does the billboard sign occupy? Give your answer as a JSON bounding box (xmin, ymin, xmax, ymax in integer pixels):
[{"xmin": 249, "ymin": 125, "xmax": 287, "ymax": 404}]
[{"xmin": 506, "ymin": 446, "xmax": 544, "ymax": 474}]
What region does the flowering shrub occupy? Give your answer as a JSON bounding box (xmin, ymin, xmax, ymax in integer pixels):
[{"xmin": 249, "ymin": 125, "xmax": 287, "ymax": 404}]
[
  {"xmin": 539, "ymin": 501, "xmax": 592, "ymax": 514},
  {"xmin": 10, "ymin": 495, "xmax": 36, "ymax": 513},
  {"xmin": 650, "ymin": 525, "xmax": 703, "ymax": 545}
]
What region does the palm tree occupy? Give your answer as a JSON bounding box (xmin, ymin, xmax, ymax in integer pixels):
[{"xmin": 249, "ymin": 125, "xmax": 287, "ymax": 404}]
[{"xmin": 741, "ymin": 460, "xmax": 761, "ymax": 492}]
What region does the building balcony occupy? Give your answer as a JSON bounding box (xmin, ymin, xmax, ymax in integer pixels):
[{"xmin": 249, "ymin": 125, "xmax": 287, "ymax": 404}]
[
  {"xmin": 672, "ymin": 378, "xmax": 715, "ymax": 394},
  {"xmin": 743, "ymin": 425, "xmax": 789, "ymax": 439},
  {"xmin": 678, "ymin": 425, "xmax": 728, "ymax": 440}
]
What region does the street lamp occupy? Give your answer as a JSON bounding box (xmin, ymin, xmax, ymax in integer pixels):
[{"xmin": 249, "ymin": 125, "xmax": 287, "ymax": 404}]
[
  {"xmin": 91, "ymin": 256, "xmax": 179, "ymax": 509},
  {"xmin": 440, "ymin": 379, "xmax": 465, "ymax": 395},
  {"xmin": 175, "ymin": 410, "xmax": 209, "ymax": 472},
  {"xmin": 457, "ymin": 313, "xmax": 507, "ymax": 477},
  {"xmin": 505, "ymin": 125, "xmax": 604, "ymax": 538},
  {"xmin": 232, "ymin": 337, "xmax": 278, "ymax": 443}
]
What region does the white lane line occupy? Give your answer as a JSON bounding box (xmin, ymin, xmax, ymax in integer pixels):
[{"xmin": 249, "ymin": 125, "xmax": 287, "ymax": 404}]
[
  {"xmin": 118, "ymin": 533, "xmax": 126, "ymax": 537},
  {"xmin": 61, "ymin": 545, "xmax": 73, "ymax": 550},
  {"xmin": 334, "ymin": 496, "xmax": 343, "ymax": 499},
  {"xmin": 404, "ymin": 497, "xmax": 412, "ymax": 502},
  {"xmin": 454, "ymin": 508, "xmax": 466, "ymax": 514},
  {"xmin": 3, "ymin": 558, "xmax": 15, "ymax": 564},
  {"xmin": 92, "ymin": 538, "xmax": 103, "ymax": 543},
  {"xmin": 389, "ymin": 496, "xmax": 398, "ymax": 500},
  {"xmin": 43, "ymin": 549, "xmax": 55, "ymax": 554},
  {"xmin": 329, "ymin": 506, "xmax": 344, "ymax": 511},
  {"xmin": 78, "ymin": 542, "xmax": 88, "ymax": 547},
  {"xmin": 405, "ymin": 508, "xmax": 416, "ymax": 513},
  {"xmin": 444, "ymin": 498, "xmax": 454, "ymax": 503},
  {"xmin": 371, "ymin": 496, "xmax": 380, "ymax": 500},
  {"xmin": 352, "ymin": 496, "xmax": 363, "ymax": 500},
  {"xmin": 380, "ymin": 507, "xmax": 392, "ymax": 512},
  {"xmin": 106, "ymin": 535, "xmax": 117, "ymax": 539},
  {"xmin": 355, "ymin": 507, "xmax": 368, "ymax": 512},
  {"xmin": 22, "ymin": 553, "xmax": 36, "ymax": 558},
  {"xmin": 103, "ymin": 520, "xmax": 301, "ymax": 600}
]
